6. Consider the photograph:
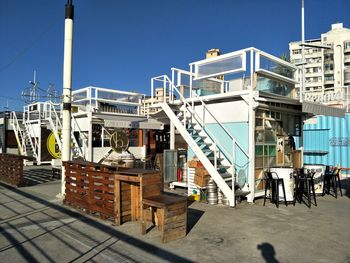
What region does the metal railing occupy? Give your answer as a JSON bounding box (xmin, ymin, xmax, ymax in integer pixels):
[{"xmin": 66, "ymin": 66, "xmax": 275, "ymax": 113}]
[
  {"xmin": 10, "ymin": 111, "xmax": 24, "ymax": 155},
  {"xmin": 43, "ymin": 102, "xmax": 84, "ymax": 158},
  {"xmin": 72, "ymin": 86, "xmax": 145, "ymax": 115},
  {"xmin": 157, "ymin": 74, "xmax": 249, "ymax": 177},
  {"xmin": 170, "ymin": 68, "xmax": 249, "ymax": 160}
]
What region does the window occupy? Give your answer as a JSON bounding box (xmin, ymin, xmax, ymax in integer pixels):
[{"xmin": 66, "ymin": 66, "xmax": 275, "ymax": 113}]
[
  {"xmin": 292, "ymin": 49, "xmax": 301, "ymax": 55},
  {"xmin": 344, "ymin": 41, "xmax": 350, "ymax": 49}
]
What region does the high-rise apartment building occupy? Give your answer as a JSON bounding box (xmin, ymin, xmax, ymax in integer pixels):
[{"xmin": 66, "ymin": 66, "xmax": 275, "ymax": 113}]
[{"xmin": 289, "ymin": 23, "xmax": 350, "ymax": 105}]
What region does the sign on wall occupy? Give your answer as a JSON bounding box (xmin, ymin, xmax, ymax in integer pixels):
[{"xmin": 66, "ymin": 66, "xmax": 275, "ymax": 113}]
[
  {"xmin": 329, "ymin": 137, "xmax": 350, "ymax": 146},
  {"xmin": 47, "ymin": 132, "xmax": 61, "ymax": 159}
]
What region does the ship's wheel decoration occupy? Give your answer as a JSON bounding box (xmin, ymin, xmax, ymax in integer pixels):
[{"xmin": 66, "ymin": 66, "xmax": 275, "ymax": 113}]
[{"xmin": 110, "ymin": 130, "xmax": 129, "ymax": 153}]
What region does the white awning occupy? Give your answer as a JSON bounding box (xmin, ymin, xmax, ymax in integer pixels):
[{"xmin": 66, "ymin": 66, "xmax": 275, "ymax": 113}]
[{"xmin": 302, "ymin": 102, "xmax": 345, "ymax": 118}]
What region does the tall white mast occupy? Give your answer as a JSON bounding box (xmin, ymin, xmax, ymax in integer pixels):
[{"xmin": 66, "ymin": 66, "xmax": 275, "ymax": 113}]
[
  {"xmin": 61, "ymin": 0, "xmax": 74, "ymax": 196},
  {"xmin": 301, "ymin": 0, "xmax": 305, "ymax": 102}
]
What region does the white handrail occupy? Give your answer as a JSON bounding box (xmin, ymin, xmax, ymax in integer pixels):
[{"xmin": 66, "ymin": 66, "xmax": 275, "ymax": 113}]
[
  {"xmin": 10, "ymin": 111, "xmax": 24, "ymax": 155},
  {"xmin": 163, "ymin": 75, "xmax": 237, "ymax": 166},
  {"xmin": 170, "ymin": 68, "xmax": 248, "ymax": 158},
  {"xmin": 45, "ymin": 101, "xmax": 84, "ymax": 158},
  {"xmin": 23, "ymin": 120, "xmax": 38, "ymax": 159}
]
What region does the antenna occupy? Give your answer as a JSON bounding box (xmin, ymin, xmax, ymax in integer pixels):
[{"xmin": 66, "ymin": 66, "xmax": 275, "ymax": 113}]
[{"xmin": 21, "ymin": 70, "xmax": 60, "ymax": 104}]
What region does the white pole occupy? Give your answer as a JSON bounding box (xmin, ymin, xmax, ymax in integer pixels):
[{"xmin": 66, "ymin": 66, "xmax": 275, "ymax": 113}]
[
  {"xmin": 247, "ymin": 49, "xmax": 255, "ymax": 203},
  {"xmin": 301, "ymin": 0, "xmax": 305, "ymax": 103},
  {"xmin": 60, "ymin": 0, "xmax": 74, "ymax": 197},
  {"xmin": 88, "ymin": 112, "xmax": 93, "ymax": 161},
  {"xmin": 170, "ymin": 123, "xmax": 175, "ymax": 150}
]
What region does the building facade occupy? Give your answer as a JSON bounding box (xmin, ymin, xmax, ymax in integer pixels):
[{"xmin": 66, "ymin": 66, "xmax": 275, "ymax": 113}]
[{"xmin": 289, "ymin": 23, "xmax": 350, "ymax": 106}]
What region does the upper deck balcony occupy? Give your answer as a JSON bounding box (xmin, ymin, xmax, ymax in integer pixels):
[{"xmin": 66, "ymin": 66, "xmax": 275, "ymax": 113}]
[
  {"xmin": 150, "ymin": 47, "xmax": 299, "ymax": 103},
  {"xmin": 72, "ymin": 87, "xmax": 145, "ymax": 116}
]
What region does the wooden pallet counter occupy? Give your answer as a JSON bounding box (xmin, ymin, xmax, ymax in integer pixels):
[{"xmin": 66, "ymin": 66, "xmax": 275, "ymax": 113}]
[
  {"xmin": 63, "ymin": 161, "xmax": 117, "ymax": 221},
  {"xmin": 63, "ymin": 161, "xmax": 187, "ymax": 242},
  {"xmin": 63, "ymin": 162, "xmax": 162, "ymax": 224}
]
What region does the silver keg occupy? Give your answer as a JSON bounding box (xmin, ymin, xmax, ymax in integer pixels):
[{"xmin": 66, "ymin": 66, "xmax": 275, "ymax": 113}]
[
  {"xmin": 217, "ymin": 188, "xmax": 223, "ymax": 204},
  {"xmin": 207, "ymin": 179, "xmax": 218, "ymax": 205},
  {"xmin": 222, "ymin": 193, "xmax": 230, "ymax": 206}
]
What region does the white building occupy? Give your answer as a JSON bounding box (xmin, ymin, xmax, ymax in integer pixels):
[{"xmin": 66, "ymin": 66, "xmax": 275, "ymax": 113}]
[
  {"xmin": 289, "ymin": 23, "xmax": 350, "ymax": 108},
  {"xmin": 149, "ymin": 47, "xmax": 345, "ymax": 206}
]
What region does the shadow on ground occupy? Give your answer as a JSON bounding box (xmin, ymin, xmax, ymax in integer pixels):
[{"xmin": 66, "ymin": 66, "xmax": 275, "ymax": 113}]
[
  {"xmin": 23, "ymin": 168, "xmax": 57, "ymax": 186},
  {"xmin": 0, "ymin": 182, "xmax": 200, "ymax": 262},
  {"xmin": 257, "ymin": 242, "xmax": 279, "ymax": 263},
  {"xmin": 340, "ymin": 178, "xmax": 350, "ymax": 199},
  {"xmin": 187, "ymin": 208, "xmax": 204, "ymax": 234}
]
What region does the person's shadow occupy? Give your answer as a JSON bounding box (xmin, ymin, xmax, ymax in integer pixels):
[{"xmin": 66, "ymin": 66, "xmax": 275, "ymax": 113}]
[{"xmin": 257, "ymin": 242, "xmax": 279, "ymax": 263}]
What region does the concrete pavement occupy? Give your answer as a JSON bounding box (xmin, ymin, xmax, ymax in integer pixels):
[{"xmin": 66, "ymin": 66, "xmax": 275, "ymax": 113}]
[{"xmin": 0, "ymin": 167, "xmax": 350, "ymax": 263}]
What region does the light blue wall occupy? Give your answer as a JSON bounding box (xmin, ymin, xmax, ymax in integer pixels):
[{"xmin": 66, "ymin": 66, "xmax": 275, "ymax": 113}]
[
  {"xmin": 188, "ymin": 122, "xmax": 249, "ymax": 182},
  {"xmin": 303, "ymin": 114, "xmax": 350, "ymax": 173}
]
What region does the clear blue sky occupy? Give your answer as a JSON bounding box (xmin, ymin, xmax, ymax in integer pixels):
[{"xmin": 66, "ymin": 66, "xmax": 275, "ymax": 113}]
[{"xmin": 1, "ymin": 0, "xmax": 349, "ymax": 110}]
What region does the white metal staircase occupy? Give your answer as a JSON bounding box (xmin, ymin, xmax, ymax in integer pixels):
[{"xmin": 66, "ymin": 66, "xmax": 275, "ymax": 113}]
[
  {"xmin": 10, "ymin": 111, "xmax": 38, "ymax": 161},
  {"xmin": 153, "ymin": 75, "xmax": 249, "ymax": 207},
  {"xmin": 43, "ymin": 102, "xmax": 83, "ymax": 159},
  {"xmin": 10, "ymin": 102, "xmax": 84, "ymax": 163}
]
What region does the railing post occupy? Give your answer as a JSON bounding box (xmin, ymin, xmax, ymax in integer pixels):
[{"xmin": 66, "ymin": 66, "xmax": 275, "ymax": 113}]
[
  {"xmin": 346, "ymin": 85, "xmax": 350, "ymax": 112},
  {"xmin": 151, "ymin": 79, "xmax": 154, "ymax": 106},
  {"xmin": 163, "ymin": 76, "xmax": 166, "ymax": 103},
  {"xmin": 214, "ymin": 143, "xmax": 217, "ymax": 170},
  {"xmin": 202, "ymin": 104, "xmax": 205, "ymax": 128},
  {"xmin": 171, "ymin": 69, "xmax": 175, "ymax": 102}
]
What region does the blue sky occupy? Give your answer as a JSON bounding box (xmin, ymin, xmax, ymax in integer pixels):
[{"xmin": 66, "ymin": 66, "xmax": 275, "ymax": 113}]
[{"xmin": 1, "ymin": 0, "xmax": 350, "ymax": 110}]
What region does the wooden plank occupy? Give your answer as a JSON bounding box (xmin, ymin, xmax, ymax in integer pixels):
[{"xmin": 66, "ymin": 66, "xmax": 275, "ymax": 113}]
[
  {"xmin": 166, "ymin": 207, "xmax": 186, "ymax": 217},
  {"xmin": 167, "ymin": 202, "xmax": 187, "ymax": 211},
  {"xmin": 164, "ymin": 214, "xmax": 186, "ymax": 224},
  {"xmin": 164, "ymin": 221, "xmax": 186, "ymax": 231},
  {"xmin": 142, "ymin": 183, "xmax": 162, "ymax": 197},
  {"xmin": 115, "ymin": 174, "xmax": 140, "ymax": 183},
  {"xmin": 130, "ymin": 184, "xmax": 137, "ymax": 221},
  {"xmin": 114, "ymin": 178, "xmax": 121, "ymax": 225},
  {"xmin": 162, "ymin": 228, "xmax": 186, "ymax": 243}
]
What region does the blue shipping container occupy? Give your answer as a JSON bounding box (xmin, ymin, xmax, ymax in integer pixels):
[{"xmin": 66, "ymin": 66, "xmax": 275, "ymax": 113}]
[{"xmin": 303, "ymin": 113, "xmax": 350, "ymax": 173}]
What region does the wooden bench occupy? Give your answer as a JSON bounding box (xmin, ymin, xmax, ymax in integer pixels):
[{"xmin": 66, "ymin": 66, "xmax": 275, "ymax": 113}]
[{"xmin": 141, "ymin": 194, "xmax": 187, "ymax": 243}]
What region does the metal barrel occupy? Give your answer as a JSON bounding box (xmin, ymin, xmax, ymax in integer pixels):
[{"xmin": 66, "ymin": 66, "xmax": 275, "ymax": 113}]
[
  {"xmin": 222, "ymin": 193, "xmax": 230, "ymax": 206},
  {"xmin": 207, "ymin": 179, "xmax": 218, "ymax": 205},
  {"xmin": 217, "ymin": 188, "xmax": 223, "ymax": 204}
]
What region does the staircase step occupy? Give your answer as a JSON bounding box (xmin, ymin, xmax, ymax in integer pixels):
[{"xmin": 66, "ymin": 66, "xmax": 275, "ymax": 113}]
[
  {"xmin": 187, "ymin": 127, "xmax": 201, "ymax": 133},
  {"xmin": 208, "ymin": 157, "xmax": 225, "ymax": 162},
  {"xmin": 220, "ymin": 173, "xmax": 233, "ymax": 180},
  {"xmin": 217, "ymin": 165, "xmax": 231, "ymax": 170},
  {"xmin": 192, "ymin": 134, "xmax": 206, "ymax": 140}
]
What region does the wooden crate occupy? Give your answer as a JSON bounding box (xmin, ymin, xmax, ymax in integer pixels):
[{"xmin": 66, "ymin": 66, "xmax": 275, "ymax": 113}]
[
  {"xmin": 194, "ymin": 167, "xmax": 210, "ymax": 187},
  {"xmin": 188, "ymin": 159, "xmax": 203, "ymax": 168},
  {"xmin": 194, "ymin": 176, "xmax": 210, "ymax": 187}
]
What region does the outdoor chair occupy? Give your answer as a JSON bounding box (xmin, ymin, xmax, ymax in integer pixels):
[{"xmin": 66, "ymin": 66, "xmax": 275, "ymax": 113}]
[
  {"xmin": 263, "ymin": 171, "xmax": 287, "ymax": 208},
  {"xmin": 323, "ymin": 167, "xmax": 342, "ymax": 198},
  {"xmin": 294, "ymin": 169, "xmax": 317, "ymax": 208}
]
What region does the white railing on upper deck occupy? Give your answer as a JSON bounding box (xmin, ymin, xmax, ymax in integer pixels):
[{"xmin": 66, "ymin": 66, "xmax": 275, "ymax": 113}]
[{"xmin": 72, "ymin": 86, "xmax": 145, "ymax": 115}]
